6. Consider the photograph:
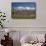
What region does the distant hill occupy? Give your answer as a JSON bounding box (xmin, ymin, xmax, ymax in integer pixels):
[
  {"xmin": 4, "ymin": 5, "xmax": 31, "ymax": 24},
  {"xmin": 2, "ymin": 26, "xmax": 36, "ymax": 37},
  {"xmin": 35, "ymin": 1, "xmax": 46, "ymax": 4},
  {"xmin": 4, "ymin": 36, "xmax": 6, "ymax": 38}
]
[{"xmin": 12, "ymin": 8, "xmax": 36, "ymax": 15}]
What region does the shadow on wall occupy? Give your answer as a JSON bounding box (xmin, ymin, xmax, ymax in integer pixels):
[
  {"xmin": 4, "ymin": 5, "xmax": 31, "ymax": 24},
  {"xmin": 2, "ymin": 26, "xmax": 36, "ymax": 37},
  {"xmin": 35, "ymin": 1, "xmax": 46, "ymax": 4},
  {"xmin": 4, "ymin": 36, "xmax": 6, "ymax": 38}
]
[{"xmin": 13, "ymin": 40, "xmax": 21, "ymax": 46}]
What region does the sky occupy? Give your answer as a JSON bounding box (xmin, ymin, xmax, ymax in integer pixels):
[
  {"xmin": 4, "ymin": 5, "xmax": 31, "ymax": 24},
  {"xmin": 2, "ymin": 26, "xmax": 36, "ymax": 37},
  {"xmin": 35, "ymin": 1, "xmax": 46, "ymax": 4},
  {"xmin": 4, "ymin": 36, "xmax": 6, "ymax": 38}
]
[{"xmin": 12, "ymin": 2, "xmax": 36, "ymax": 9}]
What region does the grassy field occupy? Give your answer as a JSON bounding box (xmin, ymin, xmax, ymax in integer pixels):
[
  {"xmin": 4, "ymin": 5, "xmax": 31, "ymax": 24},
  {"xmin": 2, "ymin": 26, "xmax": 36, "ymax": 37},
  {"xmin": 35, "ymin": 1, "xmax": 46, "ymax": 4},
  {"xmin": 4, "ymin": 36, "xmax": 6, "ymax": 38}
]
[
  {"xmin": 12, "ymin": 14, "xmax": 36, "ymax": 19},
  {"xmin": 11, "ymin": 10, "xmax": 36, "ymax": 19}
]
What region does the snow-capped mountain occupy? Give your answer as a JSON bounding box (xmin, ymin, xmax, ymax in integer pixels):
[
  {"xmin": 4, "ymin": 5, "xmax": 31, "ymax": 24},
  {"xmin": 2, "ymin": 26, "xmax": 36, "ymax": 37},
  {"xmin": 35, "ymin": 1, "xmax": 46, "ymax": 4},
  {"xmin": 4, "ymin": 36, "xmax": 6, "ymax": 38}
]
[{"xmin": 13, "ymin": 6, "xmax": 36, "ymax": 10}]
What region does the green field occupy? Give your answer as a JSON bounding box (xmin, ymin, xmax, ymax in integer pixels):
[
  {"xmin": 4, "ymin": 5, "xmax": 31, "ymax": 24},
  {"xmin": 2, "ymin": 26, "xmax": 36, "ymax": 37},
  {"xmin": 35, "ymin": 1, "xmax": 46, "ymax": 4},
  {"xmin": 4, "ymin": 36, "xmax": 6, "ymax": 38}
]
[
  {"xmin": 12, "ymin": 14, "xmax": 36, "ymax": 19},
  {"xmin": 11, "ymin": 10, "xmax": 36, "ymax": 19}
]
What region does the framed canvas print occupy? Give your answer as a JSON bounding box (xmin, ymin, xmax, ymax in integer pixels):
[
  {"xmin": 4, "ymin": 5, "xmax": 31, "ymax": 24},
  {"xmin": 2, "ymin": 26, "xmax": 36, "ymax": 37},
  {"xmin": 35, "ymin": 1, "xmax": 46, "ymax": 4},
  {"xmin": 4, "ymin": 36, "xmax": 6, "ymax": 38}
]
[{"xmin": 11, "ymin": 2, "xmax": 36, "ymax": 19}]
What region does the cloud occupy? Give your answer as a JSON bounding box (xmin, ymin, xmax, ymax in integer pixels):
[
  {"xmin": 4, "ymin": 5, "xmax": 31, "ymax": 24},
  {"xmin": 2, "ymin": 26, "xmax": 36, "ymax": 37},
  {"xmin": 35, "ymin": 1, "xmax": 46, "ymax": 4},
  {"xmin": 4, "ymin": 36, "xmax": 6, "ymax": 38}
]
[{"xmin": 14, "ymin": 6, "xmax": 36, "ymax": 10}]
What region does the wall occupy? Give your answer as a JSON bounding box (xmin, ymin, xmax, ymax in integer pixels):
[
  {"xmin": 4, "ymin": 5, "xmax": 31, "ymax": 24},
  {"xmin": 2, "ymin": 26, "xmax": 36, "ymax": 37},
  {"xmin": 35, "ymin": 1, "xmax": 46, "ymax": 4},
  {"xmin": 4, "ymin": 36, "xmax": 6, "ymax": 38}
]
[
  {"xmin": 0, "ymin": 30, "xmax": 46, "ymax": 46},
  {"xmin": 0, "ymin": 0, "xmax": 46, "ymax": 46},
  {"xmin": 0, "ymin": 0, "xmax": 46, "ymax": 27}
]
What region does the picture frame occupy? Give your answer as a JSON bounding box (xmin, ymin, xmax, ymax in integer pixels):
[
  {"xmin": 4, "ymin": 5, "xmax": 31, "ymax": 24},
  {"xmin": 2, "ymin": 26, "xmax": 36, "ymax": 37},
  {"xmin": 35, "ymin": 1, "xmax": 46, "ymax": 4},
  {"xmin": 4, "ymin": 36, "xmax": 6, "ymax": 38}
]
[{"xmin": 11, "ymin": 2, "xmax": 36, "ymax": 19}]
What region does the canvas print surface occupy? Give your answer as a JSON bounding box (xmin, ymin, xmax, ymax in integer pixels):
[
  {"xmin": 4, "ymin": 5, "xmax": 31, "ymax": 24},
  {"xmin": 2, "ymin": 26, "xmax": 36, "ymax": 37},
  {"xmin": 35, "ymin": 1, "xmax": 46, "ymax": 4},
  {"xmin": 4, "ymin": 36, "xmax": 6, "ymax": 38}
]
[{"xmin": 11, "ymin": 2, "xmax": 36, "ymax": 19}]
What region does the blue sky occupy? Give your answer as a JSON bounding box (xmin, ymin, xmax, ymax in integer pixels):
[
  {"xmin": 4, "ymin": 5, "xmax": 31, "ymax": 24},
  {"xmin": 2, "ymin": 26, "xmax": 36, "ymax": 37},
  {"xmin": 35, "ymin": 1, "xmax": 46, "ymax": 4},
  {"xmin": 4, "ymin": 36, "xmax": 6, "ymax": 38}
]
[{"xmin": 12, "ymin": 2, "xmax": 36, "ymax": 8}]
